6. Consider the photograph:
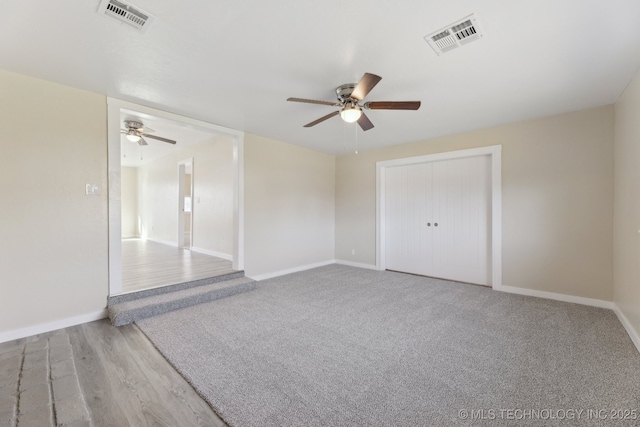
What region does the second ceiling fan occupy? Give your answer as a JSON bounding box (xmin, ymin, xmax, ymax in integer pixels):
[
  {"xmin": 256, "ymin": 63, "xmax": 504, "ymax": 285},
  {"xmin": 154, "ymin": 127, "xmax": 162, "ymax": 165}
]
[
  {"xmin": 287, "ymin": 72, "xmax": 421, "ymax": 131},
  {"xmin": 121, "ymin": 120, "xmax": 177, "ymax": 146}
]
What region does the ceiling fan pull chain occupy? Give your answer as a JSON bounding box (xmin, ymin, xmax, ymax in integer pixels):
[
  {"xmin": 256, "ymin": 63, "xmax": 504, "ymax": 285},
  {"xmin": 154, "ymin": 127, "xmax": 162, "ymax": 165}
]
[
  {"xmin": 343, "ymin": 120, "xmax": 347, "ymax": 152},
  {"xmin": 355, "ymin": 122, "xmax": 359, "ymax": 154}
]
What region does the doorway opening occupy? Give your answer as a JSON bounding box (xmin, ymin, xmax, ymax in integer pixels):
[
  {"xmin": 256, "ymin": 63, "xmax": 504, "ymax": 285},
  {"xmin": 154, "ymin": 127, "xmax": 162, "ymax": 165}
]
[{"xmin": 107, "ymin": 98, "xmax": 244, "ymax": 296}]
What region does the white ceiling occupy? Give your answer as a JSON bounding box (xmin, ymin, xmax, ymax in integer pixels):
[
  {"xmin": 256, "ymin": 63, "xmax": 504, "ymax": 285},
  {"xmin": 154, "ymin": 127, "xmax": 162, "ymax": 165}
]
[{"xmin": 2, "ymin": 0, "xmax": 639, "ymax": 155}]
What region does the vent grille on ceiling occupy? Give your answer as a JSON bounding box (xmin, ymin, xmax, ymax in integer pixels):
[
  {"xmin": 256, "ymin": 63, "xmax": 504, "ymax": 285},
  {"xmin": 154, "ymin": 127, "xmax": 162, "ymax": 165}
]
[
  {"xmin": 425, "ymin": 14, "xmax": 482, "ymax": 55},
  {"xmin": 98, "ymin": 0, "xmax": 155, "ymax": 33}
]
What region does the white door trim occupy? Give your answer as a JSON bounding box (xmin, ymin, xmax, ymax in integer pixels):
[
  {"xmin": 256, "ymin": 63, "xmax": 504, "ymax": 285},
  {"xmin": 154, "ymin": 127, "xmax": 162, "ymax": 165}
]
[
  {"xmin": 177, "ymin": 158, "xmax": 193, "ymax": 248},
  {"xmin": 376, "ymin": 145, "xmax": 502, "ymax": 289},
  {"xmin": 107, "ymin": 98, "xmax": 245, "ymax": 296}
]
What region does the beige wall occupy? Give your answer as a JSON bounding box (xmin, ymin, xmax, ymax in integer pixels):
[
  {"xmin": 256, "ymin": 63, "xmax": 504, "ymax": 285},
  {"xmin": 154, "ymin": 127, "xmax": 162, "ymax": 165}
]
[
  {"xmin": 192, "ymin": 136, "xmax": 233, "ymax": 255},
  {"xmin": 138, "ymin": 136, "xmax": 234, "ymax": 256},
  {"xmin": 0, "ymin": 70, "xmax": 108, "ymax": 334},
  {"xmin": 614, "ymin": 67, "xmax": 640, "ymax": 338},
  {"xmin": 244, "ymin": 134, "xmax": 335, "ymax": 278},
  {"xmin": 0, "ymin": 69, "xmax": 623, "ymax": 339},
  {"xmin": 336, "ymin": 106, "xmax": 614, "ymax": 300},
  {"xmin": 121, "ymin": 166, "xmax": 139, "ymax": 238},
  {"xmin": 0, "ymin": 70, "xmax": 336, "ymax": 336}
]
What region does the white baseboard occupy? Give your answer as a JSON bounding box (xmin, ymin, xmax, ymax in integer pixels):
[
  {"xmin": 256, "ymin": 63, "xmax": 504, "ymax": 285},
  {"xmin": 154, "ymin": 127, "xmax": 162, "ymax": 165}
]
[
  {"xmin": 612, "ymin": 304, "xmax": 640, "ymax": 354},
  {"xmin": 0, "ymin": 309, "xmax": 108, "ymax": 344},
  {"xmin": 146, "ymin": 238, "xmax": 178, "ymax": 247},
  {"xmin": 249, "ymin": 260, "xmax": 335, "ymax": 282},
  {"xmin": 494, "ymin": 284, "xmax": 614, "ymax": 309},
  {"xmin": 190, "ymin": 247, "xmax": 233, "ymax": 261},
  {"xmin": 335, "ymin": 259, "xmax": 379, "ymax": 270}
]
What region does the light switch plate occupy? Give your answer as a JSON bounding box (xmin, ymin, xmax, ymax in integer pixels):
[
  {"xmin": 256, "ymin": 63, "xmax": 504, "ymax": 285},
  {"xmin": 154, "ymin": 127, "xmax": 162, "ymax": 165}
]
[{"xmin": 85, "ymin": 184, "xmax": 100, "ymax": 195}]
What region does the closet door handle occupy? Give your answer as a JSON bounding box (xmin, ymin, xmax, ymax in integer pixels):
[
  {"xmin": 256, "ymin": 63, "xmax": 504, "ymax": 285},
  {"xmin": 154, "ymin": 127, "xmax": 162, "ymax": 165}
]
[
  {"xmin": 427, "ymin": 223, "xmax": 431, "ymax": 227},
  {"xmin": 434, "ymin": 223, "xmax": 438, "ymax": 227}
]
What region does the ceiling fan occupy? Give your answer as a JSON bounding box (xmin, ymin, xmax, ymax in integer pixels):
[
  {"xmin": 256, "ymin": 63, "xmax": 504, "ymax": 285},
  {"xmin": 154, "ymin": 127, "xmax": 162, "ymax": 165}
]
[
  {"xmin": 287, "ymin": 73, "xmax": 421, "ymax": 131},
  {"xmin": 121, "ymin": 120, "xmax": 177, "ymax": 146}
]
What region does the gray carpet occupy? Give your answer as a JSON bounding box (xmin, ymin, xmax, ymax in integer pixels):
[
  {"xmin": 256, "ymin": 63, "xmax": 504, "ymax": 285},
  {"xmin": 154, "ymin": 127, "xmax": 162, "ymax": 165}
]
[{"xmin": 136, "ymin": 264, "xmax": 640, "ymax": 426}]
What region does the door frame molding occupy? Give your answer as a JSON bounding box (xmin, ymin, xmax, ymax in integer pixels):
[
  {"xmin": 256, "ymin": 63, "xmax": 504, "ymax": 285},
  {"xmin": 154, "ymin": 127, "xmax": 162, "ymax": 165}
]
[
  {"xmin": 376, "ymin": 145, "xmax": 502, "ymax": 289},
  {"xmin": 107, "ymin": 97, "xmax": 244, "ymax": 296},
  {"xmin": 177, "ymin": 158, "xmax": 194, "ymax": 249}
]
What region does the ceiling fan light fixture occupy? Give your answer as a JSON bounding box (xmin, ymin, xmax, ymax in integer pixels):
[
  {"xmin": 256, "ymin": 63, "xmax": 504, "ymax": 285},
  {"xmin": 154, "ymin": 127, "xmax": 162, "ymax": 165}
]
[
  {"xmin": 340, "ymin": 105, "xmax": 362, "ymax": 123},
  {"xmin": 126, "ymin": 134, "xmax": 141, "ymax": 142},
  {"xmin": 288, "ymin": 72, "xmax": 420, "ymax": 131}
]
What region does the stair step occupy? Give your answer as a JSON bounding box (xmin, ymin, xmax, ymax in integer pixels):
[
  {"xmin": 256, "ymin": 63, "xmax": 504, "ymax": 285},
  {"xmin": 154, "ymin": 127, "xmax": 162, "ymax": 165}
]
[
  {"xmin": 108, "ymin": 276, "xmax": 256, "ymax": 326},
  {"xmin": 108, "ymin": 271, "xmax": 246, "ymax": 305}
]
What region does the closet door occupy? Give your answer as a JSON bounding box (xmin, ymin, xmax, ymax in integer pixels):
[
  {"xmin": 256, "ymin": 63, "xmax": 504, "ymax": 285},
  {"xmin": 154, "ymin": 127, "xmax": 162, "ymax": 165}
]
[
  {"xmin": 385, "ymin": 162, "xmax": 434, "ymax": 277},
  {"xmin": 385, "ymin": 155, "xmax": 491, "ymax": 285},
  {"xmin": 431, "ymin": 156, "xmax": 490, "ymax": 285}
]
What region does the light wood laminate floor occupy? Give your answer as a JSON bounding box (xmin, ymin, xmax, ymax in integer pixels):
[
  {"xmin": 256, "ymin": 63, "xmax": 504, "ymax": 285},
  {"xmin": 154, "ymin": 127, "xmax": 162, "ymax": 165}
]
[
  {"xmin": 122, "ymin": 239, "xmax": 236, "ymax": 294},
  {"xmin": 0, "ymin": 319, "xmax": 227, "ymax": 426}
]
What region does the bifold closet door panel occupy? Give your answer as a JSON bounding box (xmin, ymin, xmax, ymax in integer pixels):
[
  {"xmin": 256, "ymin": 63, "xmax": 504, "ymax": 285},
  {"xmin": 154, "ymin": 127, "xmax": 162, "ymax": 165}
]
[
  {"xmin": 431, "ymin": 156, "xmax": 491, "ymax": 285},
  {"xmin": 385, "ymin": 163, "xmax": 434, "ymax": 277}
]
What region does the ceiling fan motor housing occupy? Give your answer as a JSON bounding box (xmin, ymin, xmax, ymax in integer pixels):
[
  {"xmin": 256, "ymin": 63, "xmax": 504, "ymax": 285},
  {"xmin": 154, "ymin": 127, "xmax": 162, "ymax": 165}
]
[
  {"xmin": 336, "ymin": 84, "xmax": 357, "ymax": 103},
  {"xmin": 124, "ymin": 120, "xmax": 144, "ymax": 130}
]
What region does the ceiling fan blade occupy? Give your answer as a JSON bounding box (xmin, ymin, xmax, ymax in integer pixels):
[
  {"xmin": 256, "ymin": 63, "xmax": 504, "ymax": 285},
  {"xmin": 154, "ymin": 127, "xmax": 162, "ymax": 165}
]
[
  {"xmin": 350, "ymin": 73, "xmax": 382, "ymax": 101},
  {"xmin": 304, "ymin": 111, "xmax": 340, "ymax": 127},
  {"xmin": 142, "ymin": 133, "xmax": 177, "ymax": 144},
  {"xmin": 357, "ymin": 112, "xmax": 374, "ymax": 131},
  {"xmin": 365, "ymin": 101, "xmax": 421, "ymax": 110},
  {"xmin": 138, "ymin": 137, "xmax": 148, "ymax": 146},
  {"xmin": 287, "ymin": 97, "xmax": 338, "ymax": 106},
  {"xmin": 143, "ymin": 127, "xmax": 155, "ymax": 133}
]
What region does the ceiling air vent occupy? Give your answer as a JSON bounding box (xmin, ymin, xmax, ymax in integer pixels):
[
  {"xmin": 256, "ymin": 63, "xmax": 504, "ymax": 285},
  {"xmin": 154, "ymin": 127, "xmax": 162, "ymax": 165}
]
[
  {"xmin": 98, "ymin": 0, "xmax": 155, "ymax": 33},
  {"xmin": 425, "ymin": 14, "xmax": 482, "ymax": 55}
]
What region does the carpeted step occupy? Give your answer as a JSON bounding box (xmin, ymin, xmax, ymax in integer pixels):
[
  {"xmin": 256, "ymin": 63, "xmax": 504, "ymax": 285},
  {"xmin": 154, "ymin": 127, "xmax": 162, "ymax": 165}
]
[
  {"xmin": 108, "ymin": 271, "xmax": 246, "ymax": 305},
  {"xmin": 108, "ymin": 276, "xmax": 256, "ymax": 326}
]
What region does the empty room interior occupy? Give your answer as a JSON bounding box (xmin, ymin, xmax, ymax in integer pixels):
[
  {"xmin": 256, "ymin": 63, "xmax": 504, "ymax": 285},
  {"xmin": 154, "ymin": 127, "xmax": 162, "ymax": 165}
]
[{"xmin": 1, "ymin": 0, "xmax": 640, "ymax": 426}]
